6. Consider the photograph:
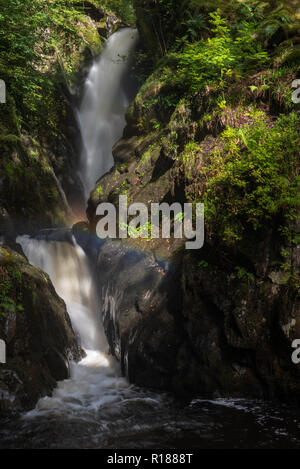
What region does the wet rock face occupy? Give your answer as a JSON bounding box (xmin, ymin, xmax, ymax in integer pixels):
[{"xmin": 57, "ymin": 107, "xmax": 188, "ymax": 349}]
[
  {"xmin": 0, "ymin": 247, "xmax": 83, "ymax": 414},
  {"xmin": 81, "ymin": 229, "xmax": 300, "ymax": 401},
  {"xmin": 81, "ymin": 235, "xmax": 253, "ymax": 398},
  {"xmin": 83, "ymin": 77, "xmax": 300, "ymax": 403},
  {"xmin": 84, "ymin": 237, "xmax": 184, "ymax": 392},
  {"xmin": 180, "ymin": 241, "xmax": 300, "ymax": 401},
  {"xmin": 83, "ymin": 3, "xmax": 300, "ymax": 402}
]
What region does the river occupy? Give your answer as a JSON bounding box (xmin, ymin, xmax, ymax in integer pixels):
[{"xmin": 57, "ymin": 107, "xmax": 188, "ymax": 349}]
[{"xmin": 2, "ymin": 28, "xmax": 300, "ymax": 449}]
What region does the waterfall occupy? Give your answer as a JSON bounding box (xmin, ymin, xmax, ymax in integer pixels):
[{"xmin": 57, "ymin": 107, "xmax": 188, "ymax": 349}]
[
  {"xmin": 77, "ymin": 27, "xmax": 139, "ymax": 198},
  {"xmin": 11, "ymin": 28, "xmax": 142, "ymax": 419},
  {"xmin": 18, "ymin": 235, "xmax": 107, "ymax": 352},
  {"xmin": 17, "ymin": 234, "xmax": 132, "ymax": 418},
  {"xmin": 3, "ymin": 28, "xmax": 300, "ymax": 452}
]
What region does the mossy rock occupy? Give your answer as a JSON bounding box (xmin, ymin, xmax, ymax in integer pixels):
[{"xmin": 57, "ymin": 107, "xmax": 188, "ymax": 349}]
[{"xmin": 0, "ymin": 246, "xmax": 83, "ymax": 413}]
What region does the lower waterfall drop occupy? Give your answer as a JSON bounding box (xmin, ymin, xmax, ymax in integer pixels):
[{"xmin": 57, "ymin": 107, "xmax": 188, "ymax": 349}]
[{"xmin": 17, "ymin": 235, "xmax": 133, "ymax": 419}]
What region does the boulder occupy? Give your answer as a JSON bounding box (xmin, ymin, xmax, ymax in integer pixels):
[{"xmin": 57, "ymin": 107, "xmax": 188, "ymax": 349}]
[{"xmin": 0, "ymin": 247, "xmax": 83, "ymax": 414}]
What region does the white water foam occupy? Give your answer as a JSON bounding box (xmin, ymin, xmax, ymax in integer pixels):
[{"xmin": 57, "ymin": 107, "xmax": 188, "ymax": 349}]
[
  {"xmin": 17, "ymin": 235, "xmax": 139, "ymax": 420},
  {"xmin": 13, "ymin": 29, "xmax": 165, "ymax": 423},
  {"xmin": 77, "ymin": 27, "xmax": 139, "ymax": 198}
]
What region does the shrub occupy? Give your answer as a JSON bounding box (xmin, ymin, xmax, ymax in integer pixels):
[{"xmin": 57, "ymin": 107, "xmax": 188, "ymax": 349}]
[
  {"xmin": 197, "ymin": 112, "xmax": 300, "ymax": 242},
  {"xmin": 170, "ymin": 10, "xmax": 269, "ymax": 94}
]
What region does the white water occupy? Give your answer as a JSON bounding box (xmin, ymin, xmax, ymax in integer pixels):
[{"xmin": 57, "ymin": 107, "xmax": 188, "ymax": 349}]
[
  {"xmin": 78, "ymin": 27, "xmax": 139, "ymax": 198},
  {"xmin": 5, "ymin": 29, "xmax": 300, "ymax": 450},
  {"xmin": 12, "ymin": 29, "xmax": 157, "ymax": 421},
  {"xmin": 17, "ymin": 235, "xmax": 138, "ymax": 420},
  {"xmin": 18, "ymin": 236, "xmax": 107, "ymax": 352}
]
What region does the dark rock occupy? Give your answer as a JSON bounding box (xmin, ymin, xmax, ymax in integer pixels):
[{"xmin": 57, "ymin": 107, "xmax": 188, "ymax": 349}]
[
  {"xmin": 35, "ymin": 228, "xmax": 74, "ymax": 244},
  {"xmin": 0, "ymin": 247, "xmax": 83, "ymax": 414},
  {"xmin": 75, "ymin": 1, "xmax": 105, "ymax": 22},
  {"xmin": 83, "ymin": 10, "xmax": 300, "ymax": 403},
  {"xmin": 93, "ymin": 239, "xmax": 184, "ymax": 391},
  {"xmin": 81, "ymin": 222, "xmax": 300, "ymax": 402}
]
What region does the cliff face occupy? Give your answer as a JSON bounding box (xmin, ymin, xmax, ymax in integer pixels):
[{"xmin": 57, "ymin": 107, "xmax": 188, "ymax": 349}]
[
  {"xmin": 85, "ymin": 95, "xmax": 300, "ymax": 400},
  {"xmin": 1, "ymin": 0, "xmax": 299, "ymax": 409},
  {"xmin": 0, "ymin": 2, "xmax": 116, "ymax": 239},
  {"xmin": 0, "ymin": 2, "xmax": 121, "ymax": 413},
  {"xmin": 0, "ymin": 246, "xmax": 82, "ymax": 413},
  {"xmin": 85, "ymin": 1, "xmax": 300, "ymax": 400}
]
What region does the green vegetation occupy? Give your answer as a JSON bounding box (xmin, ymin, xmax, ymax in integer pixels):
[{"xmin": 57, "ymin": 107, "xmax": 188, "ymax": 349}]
[
  {"xmin": 134, "ymin": 0, "xmax": 300, "ymax": 235},
  {"xmin": 0, "ymin": 250, "xmax": 24, "ymax": 318},
  {"xmin": 120, "ymin": 221, "xmax": 153, "ymax": 239},
  {"xmin": 0, "ymin": 0, "xmax": 102, "ymax": 138},
  {"xmin": 122, "ymin": 0, "xmax": 300, "ymax": 298},
  {"xmin": 143, "ymin": 2, "xmax": 299, "ymax": 98},
  {"xmin": 138, "ymin": 0, "xmax": 300, "ymax": 59},
  {"xmin": 0, "ymin": 0, "xmax": 107, "ymax": 228},
  {"xmin": 170, "ymin": 10, "xmax": 268, "ymax": 94},
  {"xmin": 99, "ymin": 0, "xmax": 135, "ymax": 24},
  {"xmin": 96, "ymin": 185, "xmax": 104, "ymax": 196},
  {"xmin": 193, "ymin": 112, "xmax": 300, "ymax": 242}
]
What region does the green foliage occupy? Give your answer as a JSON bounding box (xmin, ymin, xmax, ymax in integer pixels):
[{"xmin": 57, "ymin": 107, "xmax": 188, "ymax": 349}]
[
  {"xmin": 0, "ymin": 0, "xmax": 105, "ymax": 228},
  {"xmin": 182, "ymin": 10, "xmax": 207, "ymax": 42},
  {"xmin": 99, "ymin": 0, "xmax": 135, "ymax": 24},
  {"xmin": 198, "ymin": 112, "xmax": 300, "ymax": 242},
  {"xmin": 198, "ymin": 260, "xmax": 209, "ymax": 269},
  {"xmin": 170, "ymin": 10, "xmax": 269, "ymax": 93},
  {"xmin": 120, "ymin": 221, "xmax": 154, "ymax": 240},
  {"xmin": 256, "ymin": 2, "xmax": 296, "ymax": 42},
  {"xmin": 235, "ymin": 266, "xmax": 255, "ymax": 283},
  {"xmin": 182, "ymin": 142, "xmax": 202, "ymax": 180},
  {"xmin": 0, "ymin": 259, "xmax": 24, "ymax": 318},
  {"xmin": 96, "ymin": 185, "xmax": 104, "ymax": 196},
  {"xmin": 141, "ymin": 0, "xmax": 299, "ymax": 112},
  {"xmin": 0, "ymin": 0, "xmax": 101, "ymax": 137}
]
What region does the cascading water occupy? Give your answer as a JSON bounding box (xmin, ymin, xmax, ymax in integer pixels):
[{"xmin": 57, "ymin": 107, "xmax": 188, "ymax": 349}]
[
  {"xmin": 10, "ymin": 29, "xmax": 167, "ymax": 440},
  {"xmin": 14, "ymin": 233, "xmax": 171, "ymax": 448},
  {"xmin": 19, "ymin": 236, "xmax": 106, "ymax": 351},
  {"xmin": 4, "ymin": 28, "xmax": 300, "ymax": 450},
  {"xmin": 78, "ymin": 27, "xmax": 139, "ymax": 198},
  {"xmin": 14, "ymin": 29, "xmax": 142, "ymax": 418},
  {"xmin": 17, "ymin": 234, "xmax": 146, "ymax": 421}
]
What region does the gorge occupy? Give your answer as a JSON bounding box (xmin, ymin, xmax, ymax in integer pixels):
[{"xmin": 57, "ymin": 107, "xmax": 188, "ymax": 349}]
[{"xmin": 0, "ymin": 0, "xmax": 300, "ymax": 449}]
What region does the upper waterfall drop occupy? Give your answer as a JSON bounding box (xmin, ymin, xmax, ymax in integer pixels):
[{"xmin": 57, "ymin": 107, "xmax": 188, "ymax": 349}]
[{"xmin": 78, "ymin": 28, "xmax": 139, "ymax": 199}]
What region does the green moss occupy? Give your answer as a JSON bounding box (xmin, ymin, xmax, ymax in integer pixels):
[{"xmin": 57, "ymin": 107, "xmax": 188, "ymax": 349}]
[
  {"xmin": 191, "ymin": 112, "xmax": 300, "ymax": 242},
  {"xmin": 99, "ymin": 0, "xmax": 135, "ymax": 24},
  {"xmin": 96, "ymin": 185, "xmax": 104, "ymax": 196},
  {"xmin": 0, "ymin": 249, "xmax": 25, "ymax": 318}
]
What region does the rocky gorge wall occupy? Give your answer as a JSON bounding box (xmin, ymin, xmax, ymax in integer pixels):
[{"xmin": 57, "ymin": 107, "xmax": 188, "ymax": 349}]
[
  {"xmin": 84, "ymin": 0, "xmax": 300, "ymax": 401},
  {"xmin": 0, "ymin": 246, "xmax": 82, "ymax": 413},
  {"xmin": 84, "ymin": 103, "xmax": 300, "ymax": 400},
  {"xmin": 0, "ymin": 1, "xmax": 128, "ymax": 414},
  {"xmin": 1, "ymin": 0, "xmax": 300, "ymax": 415}
]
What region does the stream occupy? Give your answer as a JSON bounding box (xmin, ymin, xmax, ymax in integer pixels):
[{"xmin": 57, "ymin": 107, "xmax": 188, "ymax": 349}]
[{"xmin": 1, "ymin": 28, "xmax": 300, "ymax": 449}]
